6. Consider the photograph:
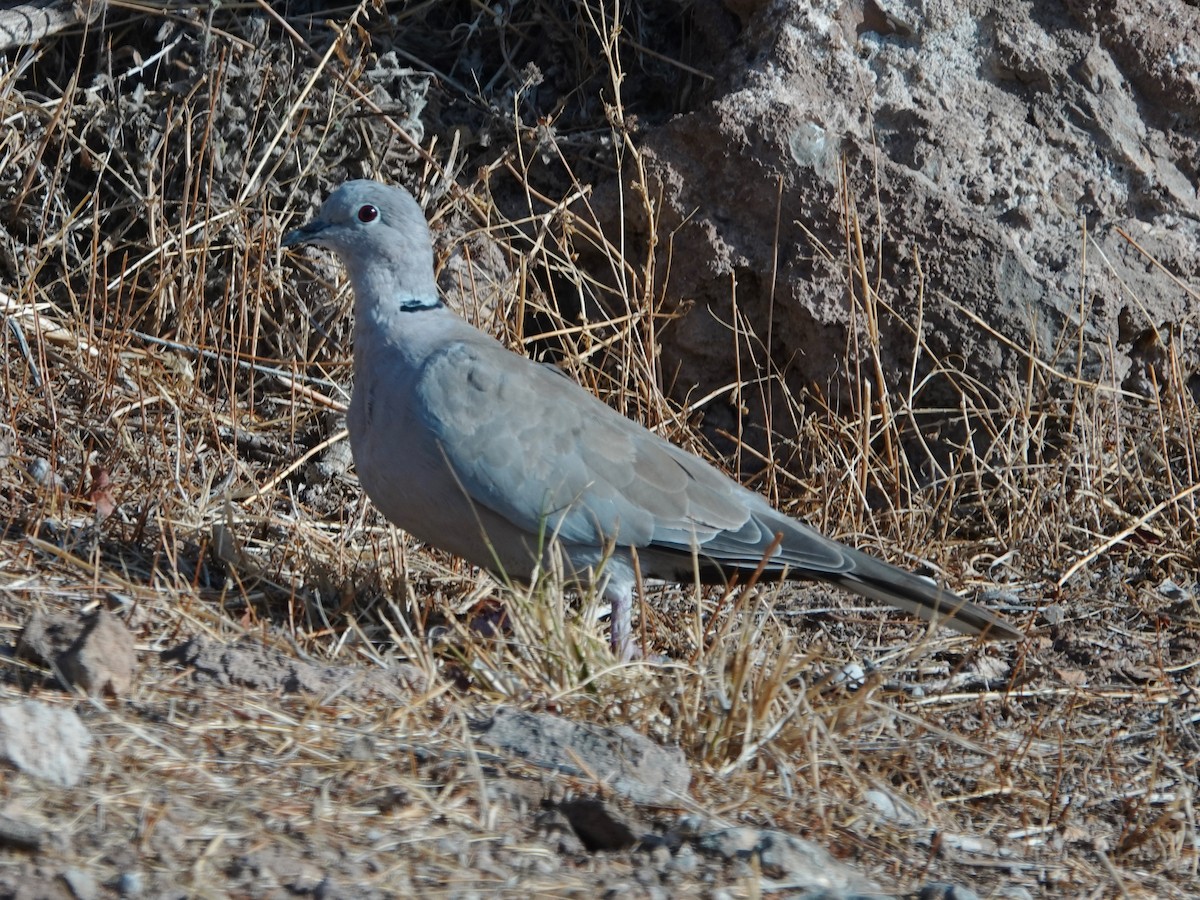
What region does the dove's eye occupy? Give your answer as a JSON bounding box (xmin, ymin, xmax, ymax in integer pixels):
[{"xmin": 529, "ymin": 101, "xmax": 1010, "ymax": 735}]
[{"xmin": 357, "ymin": 204, "xmax": 379, "ymax": 223}]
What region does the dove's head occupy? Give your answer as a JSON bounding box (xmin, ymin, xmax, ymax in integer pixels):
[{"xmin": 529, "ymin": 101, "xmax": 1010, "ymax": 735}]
[{"xmin": 283, "ymin": 180, "xmax": 441, "ymax": 312}]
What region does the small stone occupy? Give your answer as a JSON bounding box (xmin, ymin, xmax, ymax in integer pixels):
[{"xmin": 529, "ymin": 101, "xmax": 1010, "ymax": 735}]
[
  {"xmin": 0, "ymin": 701, "xmax": 93, "ymax": 787},
  {"xmin": 60, "ymin": 866, "xmax": 98, "ymax": 900},
  {"xmin": 1157, "ymin": 579, "xmax": 1186, "ymax": 600},
  {"xmin": 670, "ymin": 844, "xmax": 698, "ymax": 875},
  {"xmin": 834, "ymin": 661, "xmax": 867, "ymax": 689},
  {"xmin": 993, "ymin": 888, "xmax": 1035, "ymax": 899},
  {"xmin": 19, "ymin": 610, "xmax": 137, "ymax": 697},
  {"xmin": 673, "ymin": 814, "xmax": 706, "ymax": 835},
  {"xmin": 0, "ymin": 812, "xmax": 44, "ymax": 850},
  {"xmin": 696, "ymin": 827, "xmax": 881, "ymax": 894},
  {"xmin": 919, "ymin": 884, "xmax": 981, "ymax": 900},
  {"xmin": 473, "ymin": 707, "xmax": 691, "ymax": 804},
  {"xmin": 114, "ymin": 872, "xmax": 143, "ymax": 897},
  {"xmin": 60, "ymin": 610, "xmax": 138, "ymax": 696},
  {"xmin": 29, "ymin": 458, "xmax": 63, "ymax": 488},
  {"xmin": 1041, "ymin": 604, "xmax": 1066, "ymax": 626},
  {"xmin": 865, "ymin": 788, "xmax": 923, "ymax": 826}
]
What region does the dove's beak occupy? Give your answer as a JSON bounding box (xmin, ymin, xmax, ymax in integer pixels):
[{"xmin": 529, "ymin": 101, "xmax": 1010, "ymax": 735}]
[{"xmin": 281, "ymin": 218, "xmax": 326, "ymax": 248}]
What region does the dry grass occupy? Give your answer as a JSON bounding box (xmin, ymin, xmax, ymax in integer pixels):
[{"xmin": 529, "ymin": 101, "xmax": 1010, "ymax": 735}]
[{"xmin": 0, "ymin": 1, "xmax": 1197, "ymax": 896}]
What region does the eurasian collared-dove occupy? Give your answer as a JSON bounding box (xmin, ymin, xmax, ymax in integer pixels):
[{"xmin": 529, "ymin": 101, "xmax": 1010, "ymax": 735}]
[{"xmin": 282, "ymin": 180, "xmax": 1025, "ymax": 659}]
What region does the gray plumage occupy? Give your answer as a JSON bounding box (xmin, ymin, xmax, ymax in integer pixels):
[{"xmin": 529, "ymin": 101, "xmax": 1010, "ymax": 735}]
[{"xmin": 282, "ymin": 180, "xmax": 1025, "ymax": 658}]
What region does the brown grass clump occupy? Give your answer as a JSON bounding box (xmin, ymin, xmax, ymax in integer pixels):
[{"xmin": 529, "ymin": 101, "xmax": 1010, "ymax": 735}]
[{"xmin": 0, "ymin": 2, "xmax": 1197, "ymax": 897}]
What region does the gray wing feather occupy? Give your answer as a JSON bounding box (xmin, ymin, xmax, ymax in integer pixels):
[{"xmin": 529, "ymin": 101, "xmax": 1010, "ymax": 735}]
[
  {"xmin": 416, "ymin": 334, "xmax": 857, "ymax": 575},
  {"xmin": 416, "ymin": 337, "xmax": 752, "ymax": 547}
]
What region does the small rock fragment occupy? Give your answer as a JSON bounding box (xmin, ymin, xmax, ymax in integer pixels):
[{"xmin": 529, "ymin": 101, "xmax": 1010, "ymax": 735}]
[
  {"xmin": 0, "ymin": 812, "xmax": 45, "ymax": 850},
  {"xmin": 60, "ymin": 610, "xmax": 138, "ymax": 696},
  {"xmin": 60, "ymin": 866, "xmax": 99, "ymax": 900},
  {"xmin": 19, "ymin": 609, "xmax": 137, "ymax": 697},
  {"xmin": 865, "ymin": 788, "xmax": 924, "ymax": 827},
  {"xmin": 0, "ymin": 701, "xmax": 93, "ymax": 787},
  {"xmin": 113, "ymin": 871, "xmax": 143, "ymax": 897},
  {"xmin": 474, "ymin": 707, "xmax": 690, "ymax": 805},
  {"xmin": 919, "ymin": 883, "xmax": 982, "ymax": 900},
  {"xmin": 164, "ymin": 636, "xmax": 425, "ymax": 698},
  {"xmin": 696, "ymin": 826, "xmax": 881, "ymax": 894}
]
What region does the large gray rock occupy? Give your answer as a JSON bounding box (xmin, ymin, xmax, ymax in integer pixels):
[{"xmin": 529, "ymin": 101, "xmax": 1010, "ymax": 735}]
[{"xmin": 585, "ymin": 0, "xmax": 1198, "ymax": 442}]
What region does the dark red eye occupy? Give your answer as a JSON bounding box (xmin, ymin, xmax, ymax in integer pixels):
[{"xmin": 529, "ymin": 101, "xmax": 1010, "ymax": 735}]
[{"xmin": 357, "ymin": 204, "xmax": 379, "ymax": 223}]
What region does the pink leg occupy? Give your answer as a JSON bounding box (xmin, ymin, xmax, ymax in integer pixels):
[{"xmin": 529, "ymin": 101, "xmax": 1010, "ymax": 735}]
[{"xmin": 606, "ymin": 581, "xmax": 637, "ymax": 661}]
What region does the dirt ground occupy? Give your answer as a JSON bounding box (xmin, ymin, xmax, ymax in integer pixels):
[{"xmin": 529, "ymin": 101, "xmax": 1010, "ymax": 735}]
[{"xmin": 0, "ymin": 2, "xmax": 1197, "ymax": 898}]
